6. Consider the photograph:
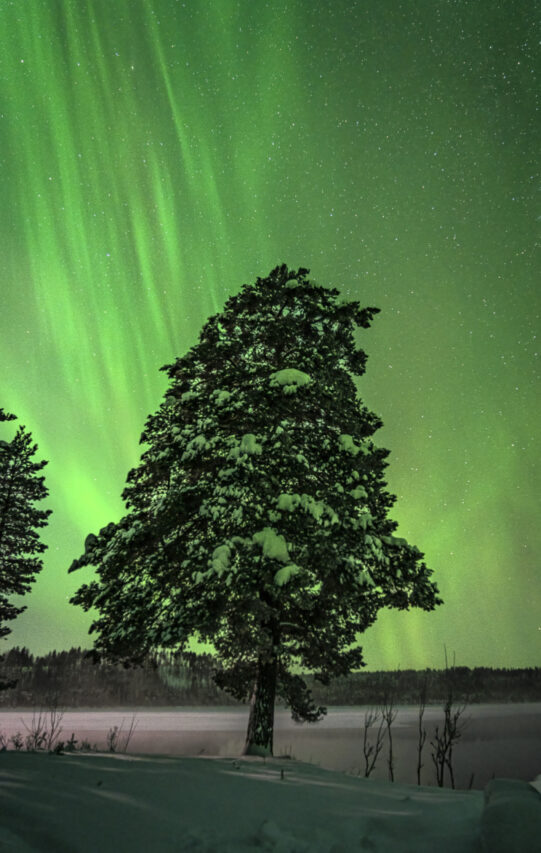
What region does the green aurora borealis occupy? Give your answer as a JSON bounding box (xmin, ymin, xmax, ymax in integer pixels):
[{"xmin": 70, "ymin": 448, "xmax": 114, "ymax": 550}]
[{"xmin": 1, "ymin": 0, "xmax": 539, "ymax": 669}]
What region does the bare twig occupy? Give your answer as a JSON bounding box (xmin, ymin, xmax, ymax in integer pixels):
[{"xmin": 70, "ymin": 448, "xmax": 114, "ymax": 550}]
[
  {"xmin": 45, "ymin": 698, "xmax": 64, "ymax": 751},
  {"xmin": 106, "ymin": 725, "xmax": 119, "ymax": 752},
  {"xmin": 20, "ymin": 697, "xmax": 64, "ymax": 752},
  {"xmin": 362, "ymin": 708, "xmax": 385, "ymax": 777},
  {"xmin": 21, "ymin": 710, "xmax": 47, "ymax": 751},
  {"xmin": 380, "ymin": 676, "xmax": 398, "ymax": 782},
  {"xmin": 417, "ymin": 671, "xmax": 429, "ymax": 785},
  {"xmin": 430, "ymin": 649, "xmax": 470, "ymax": 788},
  {"xmin": 122, "ymin": 714, "xmax": 138, "ymax": 752},
  {"xmin": 107, "ymin": 714, "xmax": 138, "ymax": 753}
]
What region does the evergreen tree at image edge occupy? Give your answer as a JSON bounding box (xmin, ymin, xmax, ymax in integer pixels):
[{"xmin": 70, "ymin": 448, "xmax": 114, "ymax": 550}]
[
  {"xmin": 69, "ymin": 264, "xmax": 442, "ymax": 755},
  {"xmin": 0, "ymin": 408, "xmax": 51, "ymax": 690}
]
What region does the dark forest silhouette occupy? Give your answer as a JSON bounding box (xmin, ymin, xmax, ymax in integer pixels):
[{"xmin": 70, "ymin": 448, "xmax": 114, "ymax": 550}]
[{"xmin": 0, "ymin": 646, "xmax": 539, "ymax": 708}]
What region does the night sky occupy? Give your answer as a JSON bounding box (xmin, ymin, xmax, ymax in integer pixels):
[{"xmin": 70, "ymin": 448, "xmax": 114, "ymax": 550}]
[{"xmin": 1, "ymin": 1, "xmax": 539, "ymax": 671}]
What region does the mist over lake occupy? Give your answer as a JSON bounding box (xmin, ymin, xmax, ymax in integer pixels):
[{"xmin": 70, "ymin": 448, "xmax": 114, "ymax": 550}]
[{"xmin": 2, "ymin": 703, "xmax": 538, "ymax": 791}]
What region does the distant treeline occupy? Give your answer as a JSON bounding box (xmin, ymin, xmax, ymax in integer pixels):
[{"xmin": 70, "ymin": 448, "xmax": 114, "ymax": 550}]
[{"xmin": 0, "ymin": 646, "xmax": 539, "ymax": 708}]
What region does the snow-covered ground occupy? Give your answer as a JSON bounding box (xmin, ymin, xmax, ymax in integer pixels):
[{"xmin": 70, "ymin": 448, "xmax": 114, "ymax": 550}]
[{"xmin": 0, "ymin": 751, "xmax": 540, "ymax": 852}]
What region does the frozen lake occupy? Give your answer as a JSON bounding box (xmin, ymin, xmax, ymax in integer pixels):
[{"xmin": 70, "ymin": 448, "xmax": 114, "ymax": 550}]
[{"xmin": 1, "ymin": 703, "xmax": 539, "ymax": 790}]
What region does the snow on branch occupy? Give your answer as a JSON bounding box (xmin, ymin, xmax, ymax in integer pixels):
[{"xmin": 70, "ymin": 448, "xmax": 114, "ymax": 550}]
[{"xmin": 269, "ymin": 368, "xmax": 313, "ymax": 395}]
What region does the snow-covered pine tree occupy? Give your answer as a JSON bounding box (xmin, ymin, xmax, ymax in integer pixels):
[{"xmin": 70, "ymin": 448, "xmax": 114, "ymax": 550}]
[
  {"xmin": 69, "ymin": 265, "xmax": 442, "ymax": 755},
  {"xmin": 0, "ymin": 409, "xmax": 51, "ymax": 641}
]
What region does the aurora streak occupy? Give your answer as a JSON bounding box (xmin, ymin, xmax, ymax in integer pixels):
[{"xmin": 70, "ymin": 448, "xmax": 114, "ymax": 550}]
[{"xmin": 0, "ymin": 0, "xmax": 539, "ymax": 669}]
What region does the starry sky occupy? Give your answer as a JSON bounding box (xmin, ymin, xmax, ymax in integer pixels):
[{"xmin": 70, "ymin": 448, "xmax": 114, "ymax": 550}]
[{"xmin": 1, "ymin": 0, "xmax": 539, "ymax": 671}]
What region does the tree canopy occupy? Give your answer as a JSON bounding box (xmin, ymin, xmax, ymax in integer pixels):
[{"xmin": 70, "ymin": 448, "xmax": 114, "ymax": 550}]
[
  {"xmin": 0, "ymin": 408, "xmax": 51, "ymax": 641},
  {"xmin": 70, "ymin": 265, "xmax": 442, "ymax": 754}
]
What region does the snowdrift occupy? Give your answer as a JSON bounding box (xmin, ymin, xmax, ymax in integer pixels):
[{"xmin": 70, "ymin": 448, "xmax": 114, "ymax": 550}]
[{"xmin": 1, "ymin": 752, "xmax": 540, "ymax": 851}]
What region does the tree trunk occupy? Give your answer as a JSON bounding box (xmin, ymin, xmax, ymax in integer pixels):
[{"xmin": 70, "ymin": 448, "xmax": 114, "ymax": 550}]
[{"xmin": 243, "ymin": 653, "xmax": 278, "ymax": 757}]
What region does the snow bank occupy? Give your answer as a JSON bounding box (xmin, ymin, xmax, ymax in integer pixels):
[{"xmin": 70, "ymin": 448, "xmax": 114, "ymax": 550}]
[
  {"xmin": 480, "ymin": 777, "xmax": 541, "ymax": 853},
  {"xmin": 0, "ymin": 752, "xmax": 477, "ymax": 852},
  {"xmin": 0, "ymin": 752, "xmax": 538, "ymax": 852}
]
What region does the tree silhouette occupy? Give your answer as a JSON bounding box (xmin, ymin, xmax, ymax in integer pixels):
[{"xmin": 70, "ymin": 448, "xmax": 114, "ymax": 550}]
[
  {"xmin": 0, "ymin": 409, "xmax": 51, "ymax": 654},
  {"xmin": 69, "ymin": 265, "xmax": 442, "ymax": 754}
]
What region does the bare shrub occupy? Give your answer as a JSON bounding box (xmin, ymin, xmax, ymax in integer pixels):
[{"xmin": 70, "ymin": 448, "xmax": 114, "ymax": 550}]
[
  {"xmin": 430, "ymin": 648, "xmax": 470, "ymax": 788},
  {"xmin": 10, "ymin": 732, "xmax": 24, "ymax": 751},
  {"xmin": 22, "ymin": 711, "xmax": 48, "ymax": 751},
  {"xmin": 361, "ymin": 708, "xmax": 385, "ymax": 777},
  {"xmin": 416, "ymin": 671, "xmax": 429, "ymax": 785},
  {"xmin": 21, "ymin": 698, "xmax": 64, "ymax": 752},
  {"xmin": 63, "ymin": 733, "xmax": 79, "ymax": 752},
  {"xmin": 106, "ymin": 726, "xmax": 119, "ymax": 752},
  {"xmin": 380, "ymin": 676, "xmax": 398, "ymax": 782},
  {"xmin": 106, "ymin": 714, "xmax": 138, "ymax": 753}
]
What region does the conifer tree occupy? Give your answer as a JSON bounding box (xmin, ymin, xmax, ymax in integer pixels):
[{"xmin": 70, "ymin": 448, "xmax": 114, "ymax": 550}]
[
  {"xmin": 69, "ymin": 265, "xmax": 442, "ymax": 755},
  {"xmin": 0, "ymin": 409, "xmax": 51, "ymax": 642}
]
